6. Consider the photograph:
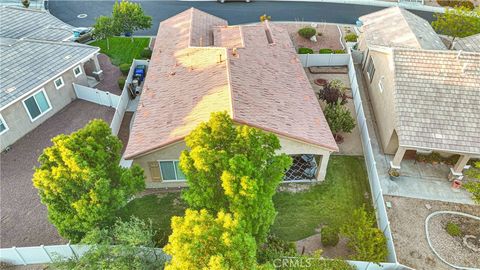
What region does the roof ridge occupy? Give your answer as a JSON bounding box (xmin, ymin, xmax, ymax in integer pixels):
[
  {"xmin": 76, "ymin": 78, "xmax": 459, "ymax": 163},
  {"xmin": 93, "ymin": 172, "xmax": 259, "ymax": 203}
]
[
  {"xmin": 1, "ymin": 6, "xmax": 47, "ymax": 14},
  {"xmin": 14, "ymin": 38, "xmax": 97, "ymax": 50}
]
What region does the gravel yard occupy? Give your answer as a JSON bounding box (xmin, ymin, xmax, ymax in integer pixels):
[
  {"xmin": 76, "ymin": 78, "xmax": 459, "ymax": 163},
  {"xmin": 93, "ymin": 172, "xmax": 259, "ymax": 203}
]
[
  {"xmin": 0, "ymin": 100, "xmax": 114, "ymax": 248},
  {"xmin": 428, "ymin": 213, "xmax": 480, "ymax": 269},
  {"xmin": 385, "ymin": 196, "xmax": 480, "ymax": 270},
  {"xmin": 273, "ymin": 22, "xmax": 345, "ymax": 52}
]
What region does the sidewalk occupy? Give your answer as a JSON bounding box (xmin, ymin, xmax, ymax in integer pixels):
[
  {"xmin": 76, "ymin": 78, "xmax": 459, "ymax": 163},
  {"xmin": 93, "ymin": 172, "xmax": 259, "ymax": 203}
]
[{"xmin": 354, "ymin": 64, "xmax": 474, "ymax": 205}]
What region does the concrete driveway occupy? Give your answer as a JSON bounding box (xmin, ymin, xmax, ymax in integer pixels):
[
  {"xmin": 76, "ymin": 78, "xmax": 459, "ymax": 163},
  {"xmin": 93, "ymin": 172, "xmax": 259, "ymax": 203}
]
[{"xmin": 0, "ymin": 100, "xmax": 114, "ymax": 248}]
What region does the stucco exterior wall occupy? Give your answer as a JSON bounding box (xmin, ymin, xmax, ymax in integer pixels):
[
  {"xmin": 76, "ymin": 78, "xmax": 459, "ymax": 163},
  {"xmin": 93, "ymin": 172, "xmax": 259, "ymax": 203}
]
[
  {"xmin": 0, "ymin": 65, "xmax": 88, "ymax": 150},
  {"xmin": 132, "ymin": 134, "xmax": 334, "ymax": 188},
  {"xmin": 362, "ymin": 50, "xmax": 398, "ymax": 155}
]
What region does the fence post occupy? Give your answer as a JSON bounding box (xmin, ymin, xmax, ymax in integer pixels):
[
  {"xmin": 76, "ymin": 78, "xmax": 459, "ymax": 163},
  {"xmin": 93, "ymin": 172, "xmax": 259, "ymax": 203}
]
[
  {"xmin": 13, "ymin": 246, "xmax": 27, "ymax": 265},
  {"xmin": 68, "ymin": 243, "xmax": 78, "ymax": 260},
  {"xmin": 41, "ymin": 245, "xmax": 53, "ymax": 263}
]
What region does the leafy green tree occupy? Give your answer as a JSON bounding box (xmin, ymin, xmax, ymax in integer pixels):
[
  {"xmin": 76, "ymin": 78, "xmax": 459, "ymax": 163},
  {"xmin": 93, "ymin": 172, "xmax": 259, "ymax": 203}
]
[
  {"xmin": 93, "ymin": 16, "xmax": 118, "ymax": 50},
  {"xmin": 341, "ymin": 206, "xmax": 388, "ymax": 263},
  {"xmin": 465, "ymin": 161, "xmax": 480, "ymax": 204},
  {"xmin": 33, "ymin": 119, "xmax": 145, "ymax": 242},
  {"xmin": 164, "ymin": 209, "xmax": 257, "ymax": 270},
  {"xmin": 324, "ymin": 102, "xmax": 356, "ymax": 142},
  {"xmin": 180, "ymin": 112, "xmax": 292, "ymax": 245},
  {"xmin": 432, "ymin": 7, "xmax": 480, "ymax": 49},
  {"xmin": 112, "ymin": 0, "xmax": 152, "ymax": 41},
  {"xmin": 21, "ymin": 0, "xmax": 30, "ymax": 8},
  {"xmin": 52, "ymin": 217, "xmax": 165, "ymax": 270}
]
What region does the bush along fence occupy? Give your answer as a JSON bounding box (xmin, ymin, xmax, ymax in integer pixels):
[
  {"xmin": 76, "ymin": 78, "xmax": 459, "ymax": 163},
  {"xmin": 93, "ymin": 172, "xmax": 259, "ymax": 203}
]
[
  {"xmin": 298, "ymin": 51, "xmax": 405, "ymax": 267},
  {"xmin": 0, "ymin": 244, "xmax": 165, "ymax": 266}
]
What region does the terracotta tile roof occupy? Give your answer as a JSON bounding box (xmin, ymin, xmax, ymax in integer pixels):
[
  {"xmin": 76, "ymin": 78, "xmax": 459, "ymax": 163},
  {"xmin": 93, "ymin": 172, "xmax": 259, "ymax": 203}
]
[
  {"xmin": 454, "ymin": 33, "xmax": 480, "ymax": 52},
  {"xmin": 124, "ymin": 8, "xmax": 337, "ymax": 159},
  {"xmin": 391, "ymin": 49, "xmax": 480, "ymax": 155},
  {"xmin": 359, "ymin": 7, "xmax": 446, "ymax": 50}
]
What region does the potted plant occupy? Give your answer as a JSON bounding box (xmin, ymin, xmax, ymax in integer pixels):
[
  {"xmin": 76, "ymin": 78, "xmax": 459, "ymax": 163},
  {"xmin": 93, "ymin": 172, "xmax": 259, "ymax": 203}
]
[{"xmin": 388, "ymin": 168, "xmax": 400, "ymax": 180}]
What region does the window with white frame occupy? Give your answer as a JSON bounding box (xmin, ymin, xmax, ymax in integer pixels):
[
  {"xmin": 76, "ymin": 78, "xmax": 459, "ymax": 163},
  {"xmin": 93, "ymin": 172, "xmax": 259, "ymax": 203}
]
[
  {"xmin": 54, "ymin": 77, "xmax": 64, "ymax": 89},
  {"xmin": 366, "ymin": 57, "xmax": 376, "ymax": 81},
  {"xmin": 73, "ymin": 65, "xmax": 83, "ymax": 77},
  {"xmin": 0, "ymin": 114, "xmax": 8, "ymax": 135},
  {"xmin": 378, "ymin": 76, "xmax": 385, "ymax": 93},
  {"xmin": 23, "ymin": 89, "xmax": 52, "ymax": 121},
  {"xmin": 159, "ymin": 160, "xmax": 186, "ymax": 181}
]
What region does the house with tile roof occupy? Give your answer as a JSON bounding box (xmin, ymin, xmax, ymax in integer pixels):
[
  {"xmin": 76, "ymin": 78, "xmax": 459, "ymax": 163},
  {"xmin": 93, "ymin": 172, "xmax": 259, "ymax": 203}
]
[
  {"xmin": 0, "ymin": 7, "xmax": 103, "ymax": 150},
  {"xmin": 356, "ymin": 7, "xmax": 480, "ymax": 179},
  {"xmin": 123, "ymin": 8, "xmax": 338, "ymax": 188}
]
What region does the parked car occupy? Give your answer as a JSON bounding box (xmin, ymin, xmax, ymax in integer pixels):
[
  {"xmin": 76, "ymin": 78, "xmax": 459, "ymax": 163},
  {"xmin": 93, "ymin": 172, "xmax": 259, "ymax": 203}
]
[
  {"xmin": 70, "ymin": 27, "xmax": 93, "ymax": 43},
  {"xmin": 218, "ymin": 0, "xmax": 251, "ymax": 2}
]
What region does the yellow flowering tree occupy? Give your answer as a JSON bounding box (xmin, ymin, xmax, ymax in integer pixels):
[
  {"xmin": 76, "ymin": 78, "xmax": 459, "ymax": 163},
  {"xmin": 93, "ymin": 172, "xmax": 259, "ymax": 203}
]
[
  {"xmin": 179, "ymin": 112, "xmax": 292, "ymax": 245},
  {"xmin": 33, "ymin": 119, "xmax": 145, "ymax": 242},
  {"xmin": 164, "ymin": 209, "xmax": 257, "ymax": 270}
]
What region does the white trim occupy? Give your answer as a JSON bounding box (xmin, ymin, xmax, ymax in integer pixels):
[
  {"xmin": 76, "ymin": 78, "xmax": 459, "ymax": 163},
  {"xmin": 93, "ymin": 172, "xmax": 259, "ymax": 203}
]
[
  {"xmin": 22, "ymin": 88, "xmax": 52, "ymax": 122},
  {"xmin": 0, "ymin": 50, "xmax": 98, "ymax": 111},
  {"xmin": 54, "ymin": 76, "xmax": 65, "ymax": 90},
  {"xmin": 158, "ymin": 160, "xmax": 186, "ymax": 181},
  {"xmin": 0, "ymin": 113, "xmax": 9, "ymax": 135},
  {"xmin": 73, "ymin": 65, "xmax": 83, "ymax": 77}
]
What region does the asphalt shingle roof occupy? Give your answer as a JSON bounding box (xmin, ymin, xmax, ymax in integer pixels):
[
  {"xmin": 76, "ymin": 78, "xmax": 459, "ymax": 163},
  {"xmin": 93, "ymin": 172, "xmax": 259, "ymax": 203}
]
[
  {"xmin": 391, "ymin": 49, "xmax": 480, "ymax": 155},
  {"xmin": 360, "ymin": 7, "xmax": 446, "ymax": 50},
  {"xmin": 0, "ymin": 6, "xmax": 73, "ymax": 41},
  {"xmin": 0, "ymin": 40, "xmax": 98, "ymax": 109},
  {"xmin": 454, "ymin": 33, "xmax": 480, "ymax": 52},
  {"xmin": 124, "ymin": 8, "xmax": 338, "ymax": 159}
]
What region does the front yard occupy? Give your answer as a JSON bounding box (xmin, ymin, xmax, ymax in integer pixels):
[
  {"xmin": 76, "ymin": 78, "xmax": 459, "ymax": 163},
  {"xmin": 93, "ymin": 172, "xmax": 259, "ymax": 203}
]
[
  {"xmin": 118, "ymin": 156, "xmax": 373, "ymax": 249},
  {"xmin": 90, "ymin": 37, "xmax": 150, "ymax": 66}
]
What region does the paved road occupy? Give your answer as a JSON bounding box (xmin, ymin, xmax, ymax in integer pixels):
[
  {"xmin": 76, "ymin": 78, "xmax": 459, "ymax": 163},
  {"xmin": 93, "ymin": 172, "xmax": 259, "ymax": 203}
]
[{"xmin": 49, "ymin": 1, "xmax": 437, "ymax": 35}]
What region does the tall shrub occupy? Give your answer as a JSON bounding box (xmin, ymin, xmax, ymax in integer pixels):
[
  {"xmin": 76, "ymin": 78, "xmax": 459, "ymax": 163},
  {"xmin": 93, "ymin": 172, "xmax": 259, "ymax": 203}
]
[
  {"xmin": 180, "ymin": 112, "xmax": 292, "ymax": 245},
  {"xmin": 33, "ymin": 119, "xmax": 145, "ymax": 242}
]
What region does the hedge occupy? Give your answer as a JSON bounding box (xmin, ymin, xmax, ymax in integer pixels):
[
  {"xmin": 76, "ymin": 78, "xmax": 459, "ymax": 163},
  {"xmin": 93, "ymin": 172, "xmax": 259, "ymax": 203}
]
[
  {"xmin": 437, "ymin": 0, "xmax": 474, "ymax": 9},
  {"xmin": 140, "ymin": 48, "xmax": 152, "ymax": 59},
  {"xmin": 118, "ymin": 77, "xmax": 126, "ymax": 90},
  {"xmin": 345, "ymin": 33, "xmax": 358, "ymax": 42},
  {"xmin": 298, "ymin": 47, "xmax": 314, "ymax": 54},
  {"xmin": 119, "ymin": 64, "xmax": 131, "ymax": 76},
  {"xmin": 319, "ymin": 48, "xmax": 334, "ymax": 54},
  {"xmin": 321, "ymin": 226, "xmax": 339, "ymax": 247}
]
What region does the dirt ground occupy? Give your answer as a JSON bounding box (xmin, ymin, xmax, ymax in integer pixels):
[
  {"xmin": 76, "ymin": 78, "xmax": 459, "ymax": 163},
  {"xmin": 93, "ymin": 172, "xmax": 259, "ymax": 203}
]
[
  {"xmin": 95, "ymin": 54, "xmax": 123, "ymax": 95},
  {"xmin": 274, "ymin": 22, "xmax": 345, "ymax": 52},
  {"xmin": 0, "ymin": 100, "xmax": 114, "ymax": 248},
  {"xmin": 385, "ymin": 195, "xmax": 480, "ymax": 270},
  {"xmin": 295, "ymin": 233, "xmax": 353, "ymax": 259}
]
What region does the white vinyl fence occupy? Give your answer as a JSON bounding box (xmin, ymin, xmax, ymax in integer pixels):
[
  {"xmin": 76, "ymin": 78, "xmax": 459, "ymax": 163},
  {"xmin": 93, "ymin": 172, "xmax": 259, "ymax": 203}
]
[
  {"xmin": 347, "ymin": 55, "xmax": 398, "ymax": 264},
  {"xmin": 73, "ymin": 84, "xmax": 120, "ymax": 108},
  {"xmin": 0, "ymin": 244, "xmax": 89, "ymax": 266},
  {"xmin": 109, "ymin": 59, "xmax": 148, "ymax": 135},
  {"xmin": 298, "ymin": 53, "xmax": 350, "ymax": 67},
  {"xmin": 298, "ymin": 52, "xmax": 398, "ymax": 264}
]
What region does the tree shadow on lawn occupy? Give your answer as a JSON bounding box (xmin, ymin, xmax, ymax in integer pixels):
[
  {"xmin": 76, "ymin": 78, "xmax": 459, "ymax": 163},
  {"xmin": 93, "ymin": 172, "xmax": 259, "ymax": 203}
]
[
  {"xmin": 271, "ymin": 155, "xmax": 373, "ymax": 242},
  {"xmin": 116, "ymin": 192, "xmax": 186, "ymax": 247}
]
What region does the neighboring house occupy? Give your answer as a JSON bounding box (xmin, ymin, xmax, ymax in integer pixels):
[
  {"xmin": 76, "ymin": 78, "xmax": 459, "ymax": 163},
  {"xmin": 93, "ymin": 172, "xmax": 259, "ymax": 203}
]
[
  {"xmin": 357, "ymin": 7, "xmax": 480, "ymax": 179},
  {"xmin": 357, "ymin": 7, "xmax": 446, "ymax": 51},
  {"xmin": 453, "ymin": 33, "xmax": 480, "ymax": 52},
  {"xmin": 123, "ymin": 8, "xmax": 338, "ymax": 188},
  {"xmin": 0, "ymin": 7, "xmax": 103, "ymax": 151}
]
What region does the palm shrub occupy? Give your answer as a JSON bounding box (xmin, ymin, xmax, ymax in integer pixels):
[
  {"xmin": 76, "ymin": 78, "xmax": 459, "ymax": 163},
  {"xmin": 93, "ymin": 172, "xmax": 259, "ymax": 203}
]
[
  {"xmin": 319, "ymin": 79, "xmax": 348, "ymax": 105},
  {"xmin": 298, "ymin": 27, "xmax": 316, "ymax": 39},
  {"xmin": 341, "ymin": 206, "xmax": 388, "ymax": 262}
]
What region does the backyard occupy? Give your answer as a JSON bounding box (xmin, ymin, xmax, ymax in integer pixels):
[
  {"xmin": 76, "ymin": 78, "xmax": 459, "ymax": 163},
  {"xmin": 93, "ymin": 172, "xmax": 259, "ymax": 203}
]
[
  {"xmin": 90, "ymin": 37, "xmax": 150, "ymax": 66},
  {"xmin": 117, "ymin": 156, "xmax": 373, "ymax": 251}
]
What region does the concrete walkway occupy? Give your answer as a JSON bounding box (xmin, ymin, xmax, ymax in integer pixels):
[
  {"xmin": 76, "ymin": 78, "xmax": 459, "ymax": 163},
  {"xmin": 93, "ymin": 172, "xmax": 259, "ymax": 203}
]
[{"xmin": 354, "ymin": 64, "xmax": 474, "ymax": 205}]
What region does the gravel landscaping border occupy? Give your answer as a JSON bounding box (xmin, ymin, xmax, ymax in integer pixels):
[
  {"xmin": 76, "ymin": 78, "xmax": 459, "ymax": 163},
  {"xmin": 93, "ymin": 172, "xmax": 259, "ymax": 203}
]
[{"xmin": 425, "ymin": 211, "xmax": 480, "ymax": 270}]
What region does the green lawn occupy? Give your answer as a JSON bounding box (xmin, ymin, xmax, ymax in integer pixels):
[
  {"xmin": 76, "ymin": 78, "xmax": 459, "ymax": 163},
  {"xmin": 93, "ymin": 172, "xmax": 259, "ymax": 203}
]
[
  {"xmin": 90, "ymin": 37, "xmax": 150, "ymax": 66},
  {"xmin": 271, "ymin": 155, "xmax": 373, "ymax": 241},
  {"xmin": 116, "ymin": 192, "xmax": 186, "ymax": 247},
  {"xmin": 118, "ymin": 156, "xmax": 372, "ymax": 246}
]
